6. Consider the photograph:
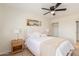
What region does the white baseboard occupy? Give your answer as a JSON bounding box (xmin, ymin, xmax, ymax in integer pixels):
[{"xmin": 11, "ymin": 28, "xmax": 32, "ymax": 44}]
[{"xmin": 0, "ymin": 51, "xmax": 10, "ymax": 55}]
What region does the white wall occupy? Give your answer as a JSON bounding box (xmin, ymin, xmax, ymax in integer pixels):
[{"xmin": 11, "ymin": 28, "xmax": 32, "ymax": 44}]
[
  {"xmin": 0, "ymin": 6, "xmax": 6, "ymax": 54},
  {"xmin": 49, "ymin": 4, "xmax": 79, "ymax": 44},
  {"xmin": 0, "ymin": 6, "xmax": 50, "ymax": 54},
  {"xmin": 51, "ymin": 13, "xmax": 79, "ymax": 44}
]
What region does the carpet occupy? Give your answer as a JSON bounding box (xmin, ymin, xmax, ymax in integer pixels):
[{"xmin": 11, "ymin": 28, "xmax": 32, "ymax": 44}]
[{"xmin": 1, "ymin": 43, "xmax": 79, "ymax": 56}]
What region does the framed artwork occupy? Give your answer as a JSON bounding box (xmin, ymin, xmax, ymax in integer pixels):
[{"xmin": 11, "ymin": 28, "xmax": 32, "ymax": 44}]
[{"xmin": 27, "ymin": 19, "xmax": 41, "ymax": 26}]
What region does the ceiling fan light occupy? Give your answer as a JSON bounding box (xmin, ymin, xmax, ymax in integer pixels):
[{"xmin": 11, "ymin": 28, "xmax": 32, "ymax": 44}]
[{"xmin": 51, "ymin": 11, "xmax": 55, "ymax": 14}]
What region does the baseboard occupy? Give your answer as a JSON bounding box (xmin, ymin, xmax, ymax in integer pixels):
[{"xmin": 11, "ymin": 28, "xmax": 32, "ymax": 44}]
[{"xmin": 0, "ymin": 51, "xmax": 10, "ymax": 56}]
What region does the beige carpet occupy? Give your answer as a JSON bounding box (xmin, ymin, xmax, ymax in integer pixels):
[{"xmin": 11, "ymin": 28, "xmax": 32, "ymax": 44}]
[
  {"xmin": 12, "ymin": 48, "xmax": 79, "ymax": 56},
  {"xmin": 72, "ymin": 43, "xmax": 79, "ymax": 56},
  {"xmin": 10, "ymin": 43, "xmax": 79, "ymax": 56},
  {"xmin": 73, "ymin": 49, "xmax": 79, "ymax": 56}
]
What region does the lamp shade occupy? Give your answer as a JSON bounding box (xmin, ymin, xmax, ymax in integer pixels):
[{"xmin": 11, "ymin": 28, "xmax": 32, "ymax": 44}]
[{"xmin": 14, "ymin": 29, "xmax": 20, "ymax": 34}]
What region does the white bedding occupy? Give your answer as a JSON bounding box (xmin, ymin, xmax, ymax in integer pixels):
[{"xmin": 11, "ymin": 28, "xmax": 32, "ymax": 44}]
[
  {"xmin": 26, "ymin": 36, "xmax": 53, "ymax": 55},
  {"xmin": 56, "ymin": 40, "xmax": 74, "ymax": 56},
  {"xmin": 25, "ymin": 32, "xmax": 74, "ymax": 56}
]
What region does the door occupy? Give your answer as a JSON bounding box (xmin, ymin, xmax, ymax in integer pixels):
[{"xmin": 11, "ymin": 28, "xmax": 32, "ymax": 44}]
[
  {"xmin": 76, "ymin": 21, "xmax": 79, "ymax": 42},
  {"xmin": 50, "ymin": 23, "xmax": 59, "ymax": 37}
]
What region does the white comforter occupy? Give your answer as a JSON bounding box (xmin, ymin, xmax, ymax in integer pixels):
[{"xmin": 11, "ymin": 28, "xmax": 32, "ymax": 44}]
[
  {"xmin": 25, "ymin": 36, "xmax": 74, "ymax": 56},
  {"xmin": 26, "ymin": 36, "xmax": 51, "ymax": 55}
]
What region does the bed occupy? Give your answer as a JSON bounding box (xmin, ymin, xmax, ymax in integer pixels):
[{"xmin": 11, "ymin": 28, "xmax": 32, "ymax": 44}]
[{"xmin": 25, "ymin": 31, "xmax": 74, "ymax": 56}]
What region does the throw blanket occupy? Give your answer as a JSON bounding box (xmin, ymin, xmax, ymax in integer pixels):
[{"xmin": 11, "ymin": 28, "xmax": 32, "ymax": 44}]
[{"xmin": 40, "ymin": 37, "xmax": 74, "ymax": 56}]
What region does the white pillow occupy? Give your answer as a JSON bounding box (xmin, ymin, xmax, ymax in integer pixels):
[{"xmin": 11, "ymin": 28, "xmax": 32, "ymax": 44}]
[
  {"xmin": 41, "ymin": 34, "xmax": 47, "ymax": 37},
  {"xmin": 30, "ymin": 32, "xmax": 41, "ymax": 38}
]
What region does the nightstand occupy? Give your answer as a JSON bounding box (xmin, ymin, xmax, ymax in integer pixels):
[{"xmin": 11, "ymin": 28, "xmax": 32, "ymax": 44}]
[{"xmin": 11, "ymin": 39, "xmax": 25, "ymax": 54}]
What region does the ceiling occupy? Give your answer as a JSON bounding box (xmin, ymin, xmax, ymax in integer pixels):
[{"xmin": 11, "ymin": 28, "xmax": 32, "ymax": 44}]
[{"xmin": 0, "ymin": 3, "xmax": 79, "ymax": 19}]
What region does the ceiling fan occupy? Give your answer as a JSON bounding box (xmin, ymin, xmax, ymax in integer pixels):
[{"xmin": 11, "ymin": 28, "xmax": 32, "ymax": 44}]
[{"xmin": 41, "ymin": 3, "xmax": 67, "ymax": 16}]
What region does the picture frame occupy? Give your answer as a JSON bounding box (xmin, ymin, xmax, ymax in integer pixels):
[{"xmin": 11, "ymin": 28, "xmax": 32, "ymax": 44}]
[{"xmin": 27, "ymin": 19, "xmax": 41, "ymax": 26}]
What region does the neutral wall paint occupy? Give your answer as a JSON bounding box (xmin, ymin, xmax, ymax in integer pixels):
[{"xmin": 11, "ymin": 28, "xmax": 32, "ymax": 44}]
[
  {"xmin": 0, "ymin": 6, "xmax": 50, "ymax": 54},
  {"xmin": 51, "ymin": 13, "xmax": 79, "ymax": 44},
  {"xmin": 49, "ymin": 4, "xmax": 79, "ymax": 44},
  {"xmin": 0, "ymin": 6, "xmax": 6, "ymax": 54}
]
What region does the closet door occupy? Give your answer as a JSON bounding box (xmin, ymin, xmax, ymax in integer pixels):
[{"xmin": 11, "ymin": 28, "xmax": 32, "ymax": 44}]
[
  {"xmin": 76, "ymin": 21, "xmax": 79, "ymax": 42},
  {"xmin": 52, "ymin": 23, "xmax": 59, "ymax": 37}
]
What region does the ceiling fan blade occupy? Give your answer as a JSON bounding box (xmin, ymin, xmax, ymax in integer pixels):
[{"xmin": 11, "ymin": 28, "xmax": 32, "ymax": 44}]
[
  {"xmin": 55, "ymin": 3, "xmax": 62, "ymax": 8},
  {"xmin": 55, "ymin": 8, "xmax": 67, "ymax": 11},
  {"xmin": 41, "ymin": 8, "xmax": 50, "ymax": 11},
  {"xmin": 43, "ymin": 12, "xmax": 50, "ymax": 15}
]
